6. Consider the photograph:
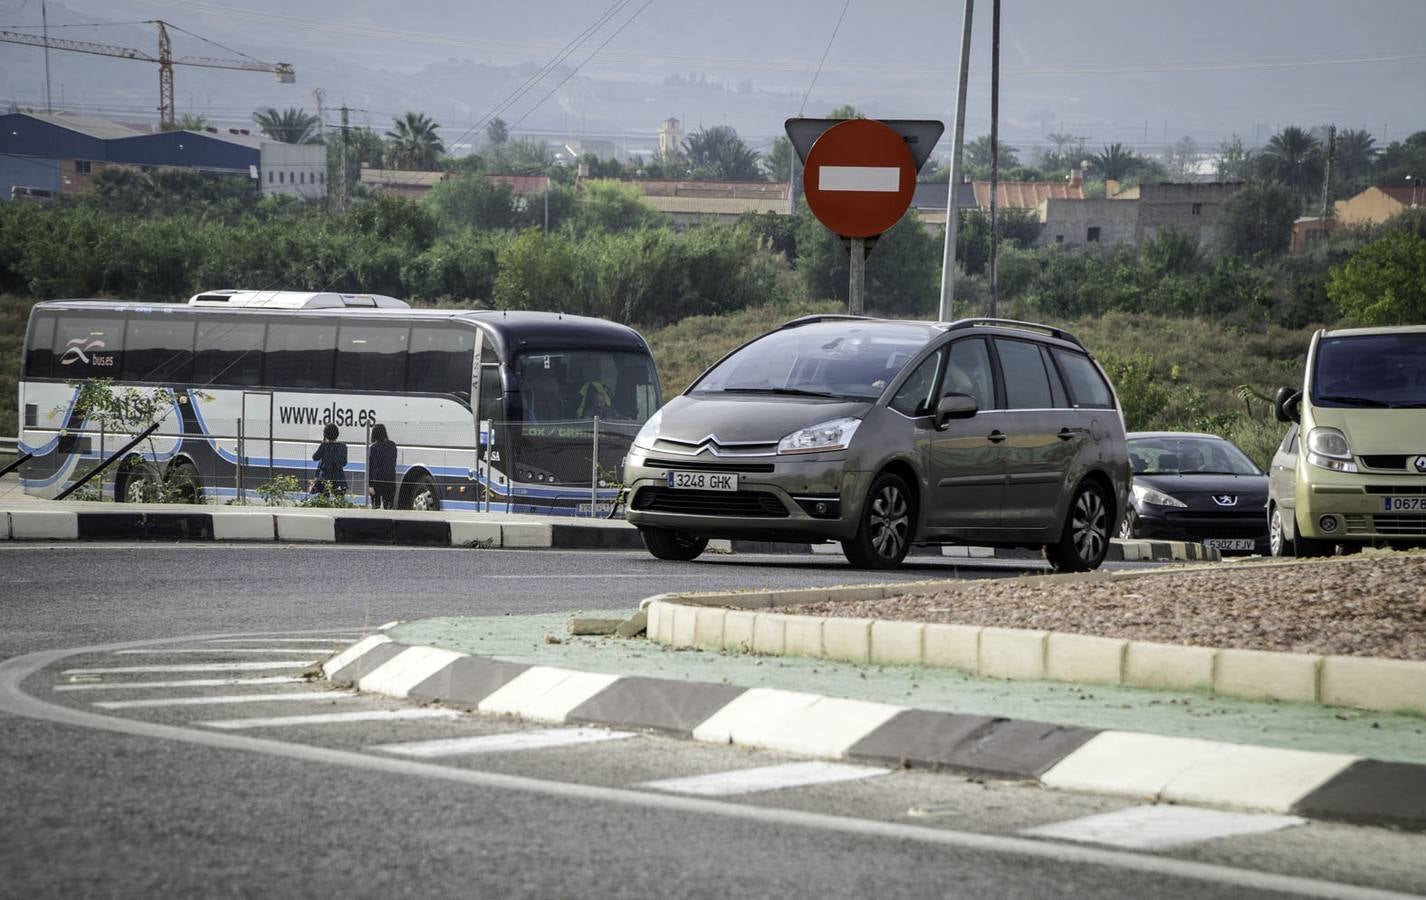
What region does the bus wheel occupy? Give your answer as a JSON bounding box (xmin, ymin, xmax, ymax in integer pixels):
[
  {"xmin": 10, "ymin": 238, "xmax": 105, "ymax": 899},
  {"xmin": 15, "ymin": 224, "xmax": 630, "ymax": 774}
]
[
  {"xmin": 119, "ymin": 462, "xmax": 159, "ymax": 504},
  {"xmin": 639, "ymin": 527, "xmax": 708, "ymax": 561},
  {"xmin": 166, "ymin": 461, "xmax": 203, "ymax": 504},
  {"xmin": 405, "ymin": 474, "xmax": 440, "ymax": 512}
]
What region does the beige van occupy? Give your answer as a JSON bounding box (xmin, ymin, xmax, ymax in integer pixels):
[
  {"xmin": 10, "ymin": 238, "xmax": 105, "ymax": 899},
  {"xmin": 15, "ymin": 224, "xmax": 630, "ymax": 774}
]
[{"xmin": 1270, "ymin": 324, "xmax": 1426, "ymax": 556}]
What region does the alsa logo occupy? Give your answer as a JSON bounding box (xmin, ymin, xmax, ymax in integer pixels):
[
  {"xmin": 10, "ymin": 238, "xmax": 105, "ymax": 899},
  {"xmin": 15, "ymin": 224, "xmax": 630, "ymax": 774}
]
[{"xmin": 59, "ymin": 338, "xmax": 115, "ymax": 368}]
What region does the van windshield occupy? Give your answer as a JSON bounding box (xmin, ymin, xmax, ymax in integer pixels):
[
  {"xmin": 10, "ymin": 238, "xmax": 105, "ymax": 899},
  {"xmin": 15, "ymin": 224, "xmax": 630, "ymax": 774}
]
[
  {"xmin": 692, "ymin": 322, "xmax": 934, "ymax": 400},
  {"xmin": 1311, "ymin": 333, "xmax": 1426, "ymax": 409}
]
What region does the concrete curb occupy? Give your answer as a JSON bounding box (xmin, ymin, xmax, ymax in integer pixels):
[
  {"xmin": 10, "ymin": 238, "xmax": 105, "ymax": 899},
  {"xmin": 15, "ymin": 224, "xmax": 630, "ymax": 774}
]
[
  {"xmin": 320, "ymin": 635, "xmax": 1426, "ymax": 831},
  {"xmin": 717, "ymin": 538, "xmax": 1218, "ymax": 564},
  {"xmin": 640, "ymin": 584, "xmax": 1426, "ymax": 720}
]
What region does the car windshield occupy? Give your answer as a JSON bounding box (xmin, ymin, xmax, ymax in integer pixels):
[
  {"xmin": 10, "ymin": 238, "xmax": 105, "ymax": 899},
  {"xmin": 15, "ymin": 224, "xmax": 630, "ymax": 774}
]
[
  {"xmin": 1311, "ymin": 332, "xmax": 1426, "ymax": 408},
  {"xmin": 692, "ymin": 321, "xmax": 934, "ymax": 400},
  {"xmin": 1129, "ymin": 436, "xmax": 1261, "ymax": 476}
]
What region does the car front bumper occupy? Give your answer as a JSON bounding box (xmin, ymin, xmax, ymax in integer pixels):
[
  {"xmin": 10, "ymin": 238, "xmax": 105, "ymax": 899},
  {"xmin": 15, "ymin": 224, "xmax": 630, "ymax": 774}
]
[{"xmin": 1294, "ymin": 465, "xmax": 1426, "ymax": 542}]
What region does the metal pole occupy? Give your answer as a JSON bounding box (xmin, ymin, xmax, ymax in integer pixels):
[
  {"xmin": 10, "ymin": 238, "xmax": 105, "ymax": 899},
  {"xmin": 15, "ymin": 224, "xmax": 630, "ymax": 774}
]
[
  {"xmin": 937, "ymin": 0, "xmax": 975, "ymax": 323},
  {"xmin": 236, "ymin": 418, "xmax": 244, "ymax": 503},
  {"xmin": 590, "ymin": 416, "xmax": 600, "ymax": 519},
  {"xmin": 99, "ymin": 422, "xmax": 106, "ymax": 500},
  {"xmin": 364, "ymin": 423, "xmax": 372, "ymax": 507},
  {"xmin": 849, "ymin": 238, "xmax": 865, "ymax": 315},
  {"xmin": 41, "ymin": 0, "xmax": 52, "ymax": 113},
  {"xmin": 988, "ymin": 0, "xmax": 1001, "ymax": 317}
]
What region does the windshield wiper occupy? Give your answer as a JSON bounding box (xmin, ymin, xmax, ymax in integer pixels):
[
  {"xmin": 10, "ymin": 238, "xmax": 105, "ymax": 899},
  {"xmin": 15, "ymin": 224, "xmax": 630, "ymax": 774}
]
[
  {"xmin": 720, "ymin": 387, "xmax": 849, "ymax": 399},
  {"xmin": 1315, "ymin": 394, "xmax": 1392, "ymax": 408}
]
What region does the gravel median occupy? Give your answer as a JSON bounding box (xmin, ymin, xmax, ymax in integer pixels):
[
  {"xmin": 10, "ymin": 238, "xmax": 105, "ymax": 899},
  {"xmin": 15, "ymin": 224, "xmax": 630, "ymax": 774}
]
[{"xmin": 789, "ymin": 553, "xmax": 1426, "ymax": 661}]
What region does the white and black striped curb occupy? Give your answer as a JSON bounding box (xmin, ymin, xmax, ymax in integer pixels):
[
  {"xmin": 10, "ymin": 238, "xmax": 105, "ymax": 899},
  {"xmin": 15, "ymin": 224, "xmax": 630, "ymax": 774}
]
[
  {"xmin": 642, "ymin": 587, "xmax": 1426, "ymax": 719},
  {"xmin": 0, "ymin": 505, "xmax": 1216, "ymax": 562},
  {"xmin": 0, "ymin": 506, "xmax": 643, "ymax": 550},
  {"xmin": 321, "ymin": 634, "xmax": 1426, "ymax": 831}
]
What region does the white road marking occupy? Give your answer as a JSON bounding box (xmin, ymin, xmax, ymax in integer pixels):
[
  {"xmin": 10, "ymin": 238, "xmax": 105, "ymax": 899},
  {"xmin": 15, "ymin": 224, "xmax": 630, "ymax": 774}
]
[
  {"xmin": 62, "ymin": 661, "xmax": 317, "ymax": 675},
  {"xmin": 818, "ymin": 165, "xmax": 901, "ymax": 192},
  {"xmin": 54, "ymin": 676, "xmax": 305, "ymax": 692},
  {"xmin": 205, "ymin": 638, "xmax": 354, "ymax": 645},
  {"xmin": 3, "ymin": 642, "xmax": 1410, "ymax": 900},
  {"xmin": 114, "ymin": 648, "xmax": 334, "ymax": 655},
  {"xmin": 93, "ymin": 691, "xmax": 353, "ymax": 710},
  {"xmin": 372, "ymin": 727, "xmax": 635, "ymax": 758},
  {"xmin": 639, "ymin": 762, "xmax": 889, "ymax": 797},
  {"xmin": 1021, "ymin": 805, "xmax": 1307, "ymax": 850},
  {"xmin": 201, "ymin": 708, "xmax": 462, "ymax": 730}
]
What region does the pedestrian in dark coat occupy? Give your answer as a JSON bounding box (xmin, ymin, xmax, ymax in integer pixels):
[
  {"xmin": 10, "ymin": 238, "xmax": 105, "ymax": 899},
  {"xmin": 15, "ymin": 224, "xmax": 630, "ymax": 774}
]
[
  {"xmin": 310, "ymin": 423, "xmax": 348, "ymax": 495},
  {"xmin": 367, "ymin": 423, "xmax": 398, "ymax": 509}
]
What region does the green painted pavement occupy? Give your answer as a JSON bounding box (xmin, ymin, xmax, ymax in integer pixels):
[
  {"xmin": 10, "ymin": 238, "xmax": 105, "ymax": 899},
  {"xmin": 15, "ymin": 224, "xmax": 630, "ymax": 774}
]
[{"xmin": 389, "ymin": 611, "xmax": 1426, "ymax": 766}]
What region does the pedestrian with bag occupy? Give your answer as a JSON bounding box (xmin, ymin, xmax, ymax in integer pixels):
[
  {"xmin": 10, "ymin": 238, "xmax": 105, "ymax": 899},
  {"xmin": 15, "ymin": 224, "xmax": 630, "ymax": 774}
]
[
  {"xmin": 367, "ymin": 423, "xmax": 398, "ymax": 509},
  {"xmin": 310, "ymin": 423, "xmax": 348, "ymax": 496}
]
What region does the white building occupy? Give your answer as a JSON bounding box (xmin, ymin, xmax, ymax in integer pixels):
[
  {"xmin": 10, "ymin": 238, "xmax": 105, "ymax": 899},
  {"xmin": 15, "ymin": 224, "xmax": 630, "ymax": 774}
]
[{"xmin": 260, "ymin": 141, "xmax": 326, "ymax": 200}]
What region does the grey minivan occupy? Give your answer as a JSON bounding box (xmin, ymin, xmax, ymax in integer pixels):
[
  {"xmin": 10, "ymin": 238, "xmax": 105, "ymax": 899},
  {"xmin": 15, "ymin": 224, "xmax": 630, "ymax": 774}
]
[{"xmin": 624, "ymin": 316, "xmax": 1130, "ymax": 570}]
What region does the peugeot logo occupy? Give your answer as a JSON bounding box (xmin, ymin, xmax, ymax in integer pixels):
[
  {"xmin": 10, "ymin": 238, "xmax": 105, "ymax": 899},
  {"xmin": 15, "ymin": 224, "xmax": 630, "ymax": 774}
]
[
  {"xmin": 1414, "ymin": 456, "xmax": 1426, "ymax": 474},
  {"xmin": 1212, "ymin": 495, "xmax": 1239, "ymax": 507}
]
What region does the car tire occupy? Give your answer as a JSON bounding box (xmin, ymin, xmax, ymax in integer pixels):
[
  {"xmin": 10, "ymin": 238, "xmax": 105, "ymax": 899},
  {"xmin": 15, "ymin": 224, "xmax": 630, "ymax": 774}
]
[
  {"xmin": 1117, "ymin": 508, "xmax": 1138, "ymax": 540},
  {"xmin": 404, "ymin": 473, "xmax": 440, "ymax": 511},
  {"xmin": 1045, "ymin": 480, "xmax": 1112, "ymax": 573},
  {"xmin": 841, "ymin": 471, "xmax": 914, "ymax": 570},
  {"xmin": 640, "ymin": 527, "xmax": 709, "ymax": 561},
  {"xmin": 1268, "ymin": 505, "xmax": 1294, "ymax": 558}
]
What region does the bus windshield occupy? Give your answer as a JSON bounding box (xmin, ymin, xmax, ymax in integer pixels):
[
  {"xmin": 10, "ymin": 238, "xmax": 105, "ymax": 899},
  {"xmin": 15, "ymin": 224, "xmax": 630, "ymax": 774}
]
[
  {"xmin": 515, "ymin": 350, "xmax": 658, "ymax": 423},
  {"xmin": 1311, "ymin": 332, "xmax": 1426, "ymax": 409}
]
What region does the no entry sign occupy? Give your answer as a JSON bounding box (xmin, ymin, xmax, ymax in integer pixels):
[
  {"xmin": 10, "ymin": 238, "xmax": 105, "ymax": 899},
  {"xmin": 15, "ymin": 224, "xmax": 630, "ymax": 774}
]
[{"xmin": 801, "ymin": 118, "xmax": 917, "ymax": 239}]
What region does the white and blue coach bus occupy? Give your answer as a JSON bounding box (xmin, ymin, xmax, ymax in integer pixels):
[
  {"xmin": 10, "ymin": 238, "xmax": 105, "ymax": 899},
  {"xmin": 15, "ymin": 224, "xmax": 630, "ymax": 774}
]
[{"xmin": 17, "ymin": 290, "xmax": 661, "ymax": 514}]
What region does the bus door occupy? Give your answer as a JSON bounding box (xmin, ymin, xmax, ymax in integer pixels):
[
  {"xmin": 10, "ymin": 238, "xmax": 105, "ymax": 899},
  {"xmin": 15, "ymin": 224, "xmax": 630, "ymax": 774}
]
[
  {"xmin": 473, "ymin": 331, "xmax": 506, "ymax": 512},
  {"xmin": 240, "ymin": 390, "xmax": 274, "ymax": 495}
]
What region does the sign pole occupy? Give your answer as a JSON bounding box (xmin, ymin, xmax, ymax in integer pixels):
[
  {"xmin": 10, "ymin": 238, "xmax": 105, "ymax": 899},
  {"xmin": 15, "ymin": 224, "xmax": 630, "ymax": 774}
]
[
  {"xmin": 938, "ymin": 0, "xmax": 975, "ymax": 323},
  {"xmin": 849, "ymin": 238, "xmax": 865, "ymax": 315}
]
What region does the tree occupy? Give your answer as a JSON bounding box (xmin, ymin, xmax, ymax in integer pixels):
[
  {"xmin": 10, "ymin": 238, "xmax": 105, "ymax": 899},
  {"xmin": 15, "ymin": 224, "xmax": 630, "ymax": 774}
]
[
  {"xmin": 1216, "ymin": 135, "xmax": 1254, "ymax": 181},
  {"xmin": 1219, "ymin": 182, "xmax": 1299, "ymax": 258},
  {"xmin": 1092, "ymin": 143, "xmax": 1142, "ymax": 182},
  {"xmin": 253, "ymin": 107, "xmax": 321, "ymax": 144},
  {"xmin": 1165, "ymin": 135, "xmax": 1198, "ymax": 179},
  {"xmin": 569, "ymin": 181, "xmax": 664, "ymax": 234},
  {"xmin": 964, "ymin": 135, "xmax": 1020, "ymax": 179},
  {"xmin": 763, "ymin": 136, "xmax": 794, "ymax": 182},
  {"xmin": 486, "ymin": 117, "xmax": 509, "ymax": 146},
  {"xmin": 385, "ymin": 112, "xmax": 445, "ymax": 171},
  {"xmin": 827, "ymin": 105, "xmax": 865, "ymax": 120},
  {"xmin": 794, "ymin": 203, "xmax": 939, "ymax": 315},
  {"xmin": 490, "ymin": 138, "xmax": 556, "ymax": 176},
  {"xmin": 1334, "ymin": 128, "xmax": 1376, "ymax": 195},
  {"xmin": 176, "ymin": 113, "xmax": 209, "ymax": 132},
  {"xmin": 1257, "ymin": 126, "xmax": 1322, "ymax": 202},
  {"xmin": 1328, "ymin": 230, "xmax": 1426, "ymax": 325},
  {"xmin": 684, "ymin": 125, "xmax": 763, "ymax": 181}
]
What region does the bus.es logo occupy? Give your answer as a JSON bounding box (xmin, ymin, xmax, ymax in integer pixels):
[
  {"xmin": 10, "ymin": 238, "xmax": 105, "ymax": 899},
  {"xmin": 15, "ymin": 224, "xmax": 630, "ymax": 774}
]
[{"xmin": 60, "ymin": 338, "xmax": 115, "ymax": 368}]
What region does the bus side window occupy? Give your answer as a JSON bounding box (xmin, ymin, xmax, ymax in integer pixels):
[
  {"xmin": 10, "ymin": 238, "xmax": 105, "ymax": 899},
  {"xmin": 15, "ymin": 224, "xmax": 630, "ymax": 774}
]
[
  {"xmin": 53, "ymin": 313, "xmax": 125, "ymax": 377},
  {"xmin": 408, "ymin": 326, "xmax": 474, "ymax": 398},
  {"xmin": 263, "ymin": 320, "xmax": 336, "ymax": 389},
  {"xmin": 335, "ymin": 323, "xmax": 409, "ymax": 392},
  {"xmin": 123, "ymin": 316, "xmax": 195, "ymax": 383},
  {"xmin": 194, "ymin": 318, "xmax": 265, "ymax": 386},
  {"xmin": 478, "ymin": 366, "xmax": 503, "ymax": 422},
  {"xmin": 25, "ymin": 313, "xmax": 57, "ymax": 379}
]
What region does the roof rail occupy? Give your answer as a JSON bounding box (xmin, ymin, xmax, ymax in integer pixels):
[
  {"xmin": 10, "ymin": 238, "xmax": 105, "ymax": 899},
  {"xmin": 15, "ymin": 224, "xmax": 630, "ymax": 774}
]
[
  {"xmin": 946, "ymin": 317, "xmax": 1084, "ymax": 348},
  {"xmin": 778, "ymin": 314, "xmax": 872, "ymax": 329}
]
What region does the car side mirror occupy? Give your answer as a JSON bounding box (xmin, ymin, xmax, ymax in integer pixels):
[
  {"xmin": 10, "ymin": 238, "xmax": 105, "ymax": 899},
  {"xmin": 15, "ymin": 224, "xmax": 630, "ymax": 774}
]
[
  {"xmin": 1273, "ymin": 386, "xmax": 1300, "ymax": 423},
  {"xmin": 934, "ymin": 393, "xmax": 977, "ymax": 429}
]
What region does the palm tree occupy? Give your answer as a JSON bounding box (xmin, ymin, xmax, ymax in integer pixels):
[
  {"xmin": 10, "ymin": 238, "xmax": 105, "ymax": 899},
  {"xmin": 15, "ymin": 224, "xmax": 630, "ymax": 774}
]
[
  {"xmin": 385, "ymin": 112, "xmax": 445, "ymax": 171},
  {"xmin": 176, "ymin": 113, "xmax": 210, "ymax": 132},
  {"xmin": 684, "ymin": 125, "xmax": 763, "ymax": 181},
  {"xmin": 486, "ymin": 117, "xmax": 509, "ymax": 146},
  {"xmin": 253, "ymin": 107, "xmax": 321, "ymax": 144},
  {"xmin": 1257, "ymin": 126, "xmax": 1323, "ymax": 199},
  {"xmin": 1334, "ymin": 128, "xmax": 1376, "ymax": 192},
  {"xmin": 1092, "ymin": 143, "xmax": 1141, "ymax": 181}
]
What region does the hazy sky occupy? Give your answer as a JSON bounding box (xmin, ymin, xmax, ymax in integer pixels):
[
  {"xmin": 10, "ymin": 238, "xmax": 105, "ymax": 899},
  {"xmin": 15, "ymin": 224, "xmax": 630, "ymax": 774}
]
[{"xmin": 3, "ymin": 0, "xmax": 1423, "ymax": 152}]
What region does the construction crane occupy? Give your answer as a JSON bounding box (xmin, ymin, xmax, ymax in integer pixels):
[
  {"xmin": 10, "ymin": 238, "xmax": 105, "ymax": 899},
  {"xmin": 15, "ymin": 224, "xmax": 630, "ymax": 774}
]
[{"xmin": 0, "ymin": 20, "xmax": 295, "ymax": 130}]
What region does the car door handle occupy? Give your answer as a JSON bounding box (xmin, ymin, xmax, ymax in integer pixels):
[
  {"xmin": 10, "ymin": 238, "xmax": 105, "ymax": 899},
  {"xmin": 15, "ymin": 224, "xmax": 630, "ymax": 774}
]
[
  {"xmin": 1057, "ymin": 428, "xmax": 1078, "ymax": 441},
  {"xmin": 987, "ymin": 430, "xmax": 1006, "ymax": 444}
]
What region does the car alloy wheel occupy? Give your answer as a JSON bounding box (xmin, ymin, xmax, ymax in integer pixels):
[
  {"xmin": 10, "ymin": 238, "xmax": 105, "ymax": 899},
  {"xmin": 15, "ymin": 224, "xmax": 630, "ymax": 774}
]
[
  {"xmin": 1117, "ymin": 508, "xmax": 1137, "ymax": 540},
  {"xmin": 1071, "ymin": 487, "xmax": 1108, "ymax": 564},
  {"xmin": 868, "ymin": 481, "xmax": 910, "ymax": 561},
  {"xmin": 1269, "ymin": 507, "xmax": 1288, "ymax": 557}
]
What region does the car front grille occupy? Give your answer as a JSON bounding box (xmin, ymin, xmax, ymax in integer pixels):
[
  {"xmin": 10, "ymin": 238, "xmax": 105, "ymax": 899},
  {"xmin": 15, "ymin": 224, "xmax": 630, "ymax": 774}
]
[
  {"xmin": 641, "ymin": 458, "xmax": 776, "ymax": 473},
  {"xmin": 1366, "ymin": 515, "xmax": 1426, "ymax": 536},
  {"xmin": 1364, "ymin": 485, "xmax": 1426, "ymax": 495},
  {"xmin": 631, "ymin": 487, "xmax": 788, "ymax": 518}
]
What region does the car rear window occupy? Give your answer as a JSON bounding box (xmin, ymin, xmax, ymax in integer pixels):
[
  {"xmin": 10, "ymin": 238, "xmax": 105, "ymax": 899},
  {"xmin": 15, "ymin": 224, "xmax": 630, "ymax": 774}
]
[{"xmin": 1052, "ymin": 349, "xmax": 1115, "ymax": 409}]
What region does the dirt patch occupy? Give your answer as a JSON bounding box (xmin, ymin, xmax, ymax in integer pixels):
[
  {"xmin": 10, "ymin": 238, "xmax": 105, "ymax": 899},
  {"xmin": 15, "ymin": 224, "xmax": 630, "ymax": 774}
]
[{"xmin": 790, "ymin": 554, "xmax": 1426, "ymax": 661}]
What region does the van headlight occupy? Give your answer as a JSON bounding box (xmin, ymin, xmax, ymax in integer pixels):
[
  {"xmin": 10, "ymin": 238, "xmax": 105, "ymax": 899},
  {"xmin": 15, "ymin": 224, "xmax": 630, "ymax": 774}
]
[
  {"xmin": 778, "ymin": 417, "xmax": 861, "ymax": 455},
  {"xmin": 632, "ymin": 410, "xmax": 662, "ymax": 451},
  {"xmin": 1132, "ymin": 483, "xmax": 1187, "ymax": 508},
  {"xmin": 1305, "ymin": 427, "xmax": 1358, "ymax": 473}
]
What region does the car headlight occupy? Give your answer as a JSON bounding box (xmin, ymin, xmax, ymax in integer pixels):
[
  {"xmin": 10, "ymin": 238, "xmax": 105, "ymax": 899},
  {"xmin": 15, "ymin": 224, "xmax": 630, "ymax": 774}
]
[
  {"xmin": 632, "ymin": 410, "xmax": 662, "ymax": 451},
  {"xmin": 1132, "ymin": 483, "xmax": 1187, "ymax": 508},
  {"xmin": 1305, "ymin": 427, "xmax": 1358, "ymax": 473},
  {"xmin": 777, "ymin": 417, "xmax": 861, "ymax": 455}
]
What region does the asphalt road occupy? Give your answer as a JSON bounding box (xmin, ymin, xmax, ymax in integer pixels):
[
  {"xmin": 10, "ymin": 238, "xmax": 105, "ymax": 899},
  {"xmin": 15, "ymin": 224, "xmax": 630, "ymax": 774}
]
[{"xmin": 2, "ymin": 543, "xmax": 1422, "ymax": 899}]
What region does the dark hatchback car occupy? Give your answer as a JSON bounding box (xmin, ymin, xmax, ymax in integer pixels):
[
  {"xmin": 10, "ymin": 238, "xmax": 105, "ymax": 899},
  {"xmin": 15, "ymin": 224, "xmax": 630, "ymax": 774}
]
[{"xmin": 1119, "ymin": 432, "xmax": 1270, "ymax": 554}]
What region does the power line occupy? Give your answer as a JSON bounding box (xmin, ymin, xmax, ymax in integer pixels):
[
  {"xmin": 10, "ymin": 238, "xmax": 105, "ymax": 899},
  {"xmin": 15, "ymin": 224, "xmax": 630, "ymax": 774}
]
[{"xmin": 798, "ymin": 0, "xmax": 850, "ymax": 116}]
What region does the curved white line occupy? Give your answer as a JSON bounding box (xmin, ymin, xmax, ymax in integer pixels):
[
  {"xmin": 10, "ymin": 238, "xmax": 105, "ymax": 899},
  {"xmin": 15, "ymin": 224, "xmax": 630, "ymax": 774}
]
[{"xmin": 0, "ymin": 634, "xmax": 1417, "ymax": 900}]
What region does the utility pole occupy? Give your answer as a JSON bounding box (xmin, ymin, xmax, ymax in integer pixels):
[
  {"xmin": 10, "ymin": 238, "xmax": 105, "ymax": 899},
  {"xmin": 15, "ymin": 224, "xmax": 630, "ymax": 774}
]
[
  {"xmin": 1320, "ymin": 124, "xmax": 1336, "ymax": 223},
  {"xmin": 339, "ymin": 104, "xmax": 350, "ymax": 212},
  {"xmin": 937, "ymin": 0, "xmax": 975, "ymax": 323},
  {"xmin": 849, "ymin": 239, "xmax": 865, "ymax": 315},
  {"xmin": 988, "ymin": 0, "xmax": 1001, "ymax": 317},
  {"xmin": 41, "ymin": 0, "xmax": 52, "ymax": 113}
]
